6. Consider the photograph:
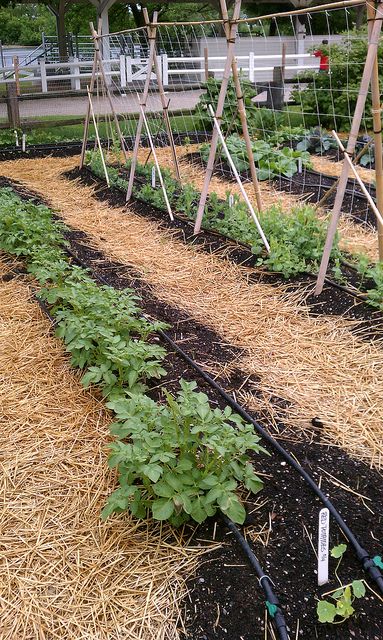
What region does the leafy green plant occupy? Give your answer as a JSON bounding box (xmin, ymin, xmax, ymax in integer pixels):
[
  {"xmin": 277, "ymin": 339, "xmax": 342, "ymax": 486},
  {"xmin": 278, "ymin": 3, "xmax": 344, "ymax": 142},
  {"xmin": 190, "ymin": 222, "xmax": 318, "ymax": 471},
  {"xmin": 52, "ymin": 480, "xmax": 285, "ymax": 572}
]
[
  {"xmin": 0, "ymin": 185, "xmax": 267, "ymax": 527},
  {"xmin": 296, "ymin": 128, "xmax": 338, "ymax": 154},
  {"xmin": 317, "ymin": 544, "xmax": 366, "ymax": 624},
  {"xmin": 292, "ymin": 30, "xmax": 383, "ymax": 130},
  {"xmin": 103, "ymin": 379, "xmax": 266, "ymax": 525},
  {"xmin": 200, "ymin": 134, "xmax": 312, "ymax": 179}
]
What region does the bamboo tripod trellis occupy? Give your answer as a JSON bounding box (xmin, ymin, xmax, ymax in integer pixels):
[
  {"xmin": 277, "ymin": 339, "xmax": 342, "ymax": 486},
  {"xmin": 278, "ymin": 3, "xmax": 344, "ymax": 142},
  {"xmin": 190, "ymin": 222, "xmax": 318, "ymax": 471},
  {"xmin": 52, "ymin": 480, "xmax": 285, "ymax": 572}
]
[
  {"xmin": 79, "ymin": 20, "xmax": 128, "ymax": 169},
  {"xmin": 126, "ymin": 9, "xmax": 181, "ymax": 202},
  {"xmin": 315, "ymin": 0, "xmax": 383, "ymax": 295},
  {"xmin": 193, "ymin": 0, "xmax": 263, "ymax": 235}
]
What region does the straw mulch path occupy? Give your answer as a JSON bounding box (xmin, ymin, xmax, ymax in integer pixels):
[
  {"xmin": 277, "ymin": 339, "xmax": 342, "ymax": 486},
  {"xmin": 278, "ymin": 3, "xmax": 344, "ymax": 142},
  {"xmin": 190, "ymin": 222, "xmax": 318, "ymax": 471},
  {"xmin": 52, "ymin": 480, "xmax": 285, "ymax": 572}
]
[
  {"xmin": 2, "ymin": 157, "xmax": 383, "ymax": 471},
  {"xmin": 0, "ymin": 260, "xmax": 204, "ymax": 639},
  {"xmin": 311, "ymin": 154, "xmax": 375, "ymax": 185}
]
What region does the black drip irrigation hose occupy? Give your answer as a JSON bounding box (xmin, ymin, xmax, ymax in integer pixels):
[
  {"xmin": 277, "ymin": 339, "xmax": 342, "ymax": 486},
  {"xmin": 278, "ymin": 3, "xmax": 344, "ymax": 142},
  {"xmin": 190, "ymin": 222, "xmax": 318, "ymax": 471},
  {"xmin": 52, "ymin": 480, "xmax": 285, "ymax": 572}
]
[
  {"xmin": 156, "ymin": 327, "xmax": 383, "ymax": 595},
  {"xmin": 63, "ymin": 244, "xmax": 383, "ymax": 595},
  {"xmin": 221, "ymin": 514, "xmax": 289, "ymax": 640}
]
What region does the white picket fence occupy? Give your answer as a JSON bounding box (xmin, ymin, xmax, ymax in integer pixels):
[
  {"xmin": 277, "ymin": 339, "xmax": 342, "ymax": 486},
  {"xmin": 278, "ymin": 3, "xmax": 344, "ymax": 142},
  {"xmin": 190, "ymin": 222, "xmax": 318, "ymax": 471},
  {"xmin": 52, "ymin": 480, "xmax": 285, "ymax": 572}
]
[{"xmin": 0, "ymin": 52, "xmax": 319, "ymax": 94}]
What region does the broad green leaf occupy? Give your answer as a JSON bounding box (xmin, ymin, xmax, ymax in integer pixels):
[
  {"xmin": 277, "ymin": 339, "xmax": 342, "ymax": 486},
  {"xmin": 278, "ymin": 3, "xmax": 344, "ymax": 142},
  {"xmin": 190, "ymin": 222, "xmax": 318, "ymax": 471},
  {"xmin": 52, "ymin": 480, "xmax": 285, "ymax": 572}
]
[
  {"xmin": 351, "ymin": 580, "xmax": 365, "ymax": 598},
  {"xmin": 330, "ymin": 544, "xmax": 347, "ymax": 559},
  {"xmin": 152, "ymin": 499, "xmax": 174, "ymax": 521},
  {"xmin": 317, "ymin": 600, "xmax": 337, "ymax": 623}
]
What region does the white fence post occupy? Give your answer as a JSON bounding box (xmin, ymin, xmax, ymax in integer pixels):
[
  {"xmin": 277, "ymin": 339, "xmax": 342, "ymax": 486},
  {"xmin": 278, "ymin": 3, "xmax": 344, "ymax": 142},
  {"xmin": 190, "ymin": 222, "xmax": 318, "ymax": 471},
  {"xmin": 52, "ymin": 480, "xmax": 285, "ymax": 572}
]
[
  {"xmin": 156, "ymin": 54, "xmax": 162, "ymax": 81},
  {"xmin": 126, "ymin": 56, "xmax": 132, "ymax": 84},
  {"xmin": 120, "ymin": 54, "xmax": 126, "ymax": 88},
  {"xmin": 40, "ymin": 58, "xmax": 47, "ymax": 93},
  {"xmin": 71, "ymin": 57, "xmax": 81, "ymax": 91},
  {"xmin": 249, "ymin": 51, "xmax": 255, "ymax": 82},
  {"xmin": 162, "ymin": 53, "xmax": 168, "ymax": 86}
]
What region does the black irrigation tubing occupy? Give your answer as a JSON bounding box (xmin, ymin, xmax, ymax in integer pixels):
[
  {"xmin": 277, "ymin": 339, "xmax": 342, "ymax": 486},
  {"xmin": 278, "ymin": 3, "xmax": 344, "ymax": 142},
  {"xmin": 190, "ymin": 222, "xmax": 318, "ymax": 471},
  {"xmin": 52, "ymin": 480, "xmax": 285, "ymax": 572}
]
[
  {"xmin": 25, "ymin": 260, "xmax": 289, "ymax": 640},
  {"xmin": 63, "ymin": 240, "xmax": 383, "ymax": 596}
]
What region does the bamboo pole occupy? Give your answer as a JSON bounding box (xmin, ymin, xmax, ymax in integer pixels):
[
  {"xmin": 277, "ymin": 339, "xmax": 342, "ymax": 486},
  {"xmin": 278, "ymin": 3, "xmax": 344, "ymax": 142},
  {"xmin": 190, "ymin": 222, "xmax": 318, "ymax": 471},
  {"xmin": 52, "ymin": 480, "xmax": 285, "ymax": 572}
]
[
  {"xmin": 90, "ymin": 22, "xmax": 128, "ymax": 162},
  {"xmin": 146, "ymin": 9, "xmax": 181, "ymax": 183},
  {"xmin": 367, "ymin": 0, "xmax": 383, "ymax": 260},
  {"xmin": 208, "ymin": 104, "xmax": 269, "ymax": 251},
  {"xmin": 332, "ymin": 130, "xmax": 383, "ymax": 227},
  {"xmin": 79, "ymin": 21, "xmax": 102, "ymax": 169},
  {"xmin": 87, "ymin": 87, "xmax": 110, "ymax": 186},
  {"xmin": 193, "ymin": 0, "xmax": 242, "ymax": 235},
  {"xmin": 126, "ymin": 12, "xmax": 159, "ymax": 201},
  {"xmin": 137, "ymin": 93, "xmax": 174, "ymax": 221},
  {"xmin": 220, "ymin": 0, "xmax": 263, "ymax": 212},
  {"xmin": 314, "ymin": 0, "xmax": 383, "ymax": 295},
  {"xmin": 314, "ymin": 138, "xmax": 372, "ymax": 209}
]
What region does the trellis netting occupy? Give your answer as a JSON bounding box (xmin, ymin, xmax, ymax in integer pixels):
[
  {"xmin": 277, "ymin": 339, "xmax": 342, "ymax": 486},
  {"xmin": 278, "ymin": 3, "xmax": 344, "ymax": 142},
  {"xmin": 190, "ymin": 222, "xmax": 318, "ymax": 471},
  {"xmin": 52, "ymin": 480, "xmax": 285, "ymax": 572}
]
[{"xmin": 82, "ymin": 0, "xmax": 381, "ymax": 226}]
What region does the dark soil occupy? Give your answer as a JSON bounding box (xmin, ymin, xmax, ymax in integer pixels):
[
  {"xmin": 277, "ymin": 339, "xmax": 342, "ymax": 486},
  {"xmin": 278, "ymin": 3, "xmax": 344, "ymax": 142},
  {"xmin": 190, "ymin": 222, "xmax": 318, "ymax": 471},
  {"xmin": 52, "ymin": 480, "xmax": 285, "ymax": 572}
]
[
  {"xmin": 1, "ymin": 173, "xmax": 383, "ymax": 639},
  {"xmin": 64, "ymin": 166, "xmax": 383, "ymax": 341},
  {"xmin": 0, "ymin": 132, "xmax": 210, "ymax": 162}
]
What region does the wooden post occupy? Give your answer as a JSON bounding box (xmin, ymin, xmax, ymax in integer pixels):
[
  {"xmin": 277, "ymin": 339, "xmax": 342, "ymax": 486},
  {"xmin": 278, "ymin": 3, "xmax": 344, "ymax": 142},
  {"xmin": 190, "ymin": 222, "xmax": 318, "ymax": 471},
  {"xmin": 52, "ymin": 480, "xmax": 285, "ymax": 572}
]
[
  {"xmin": 367, "ymin": 0, "xmax": 383, "ymax": 260},
  {"xmin": 13, "ymin": 56, "xmax": 20, "ymax": 96},
  {"xmin": 126, "ymin": 10, "xmax": 180, "ymax": 201},
  {"xmin": 193, "ymin": 2, "xmax": 241, "ymax": 234},
  {"xmin": 315, "ymin": 139, "xmax": 372, "ymax": 209},
  {"xmin": 208, "ymin": 104, "xmax": 269, "ymax": 251},
  {"xmin": 221, "ymin": 0, "xmax": 263, "ymax": 213},
  {"xmin": 90, "ymin": 22, "xmax": 128, "ymax": 161},
  {"xmin": 314, "ymin": 1, "xmax": 383, "ymax": 295},
  {"xmin": 79, "ymin": 20, "xmax": 102, "ymax": 169},
  {"xmin": 148, "ymin": 9, "xmax": 181, "ymax": 182},
  {"xmin": 6, "ymin": 82, "xmax": 20, "ymax": 129},
  {"xmin": 87, "ymin": 86, "xmax": 110, "ymax": 186},
  {"xmin": 204, "ymin": 47, "xmax": 209, "ymax": 81},
  {"xmin": 137, "ymin": 94, "xmax": 174, "ymax": 221},
  {"xmin": 332, "ymin": 130, "xmax": 383, "ymax": 227}
]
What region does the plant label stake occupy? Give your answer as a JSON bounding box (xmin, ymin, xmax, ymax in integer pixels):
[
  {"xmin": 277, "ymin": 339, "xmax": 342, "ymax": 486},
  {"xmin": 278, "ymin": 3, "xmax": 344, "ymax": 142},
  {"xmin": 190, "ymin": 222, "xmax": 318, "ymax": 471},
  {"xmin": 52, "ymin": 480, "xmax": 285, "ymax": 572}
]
[
  {"xmin": 229, "ymin": 194, "xmax": 234, "ymax": 207},
  {"xmin": 318, "ymin": 508, "xmax": 330, "ymax": 586},
  {"xmin": 207, "ymin": 104, "xmax": 270, "ymax": 253},
  {"xmin": 136, "ymin": 92, "xmax": 174, "ymax": 222},
  {"xmin": 21, "ymin": 134, "xmax": 26, "ymax": 152},
  {"xmin": 298, "ymin": 158, "xmax": 302, "ymax": 174},
  {"xmin": 14, "ymin": 130, "xmax": 19, "ymax": 147},
  {"xmin": 151, "ymin": 166, "xmax": 156, "ymax": 188}
]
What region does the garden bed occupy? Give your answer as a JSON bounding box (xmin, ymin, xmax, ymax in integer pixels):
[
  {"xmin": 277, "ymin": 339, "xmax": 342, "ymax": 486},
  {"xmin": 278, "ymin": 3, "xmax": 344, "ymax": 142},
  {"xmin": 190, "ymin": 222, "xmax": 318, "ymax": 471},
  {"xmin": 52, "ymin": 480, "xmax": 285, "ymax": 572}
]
[
  {"xmin": 1, "ymin": 176, "xmax": 383, "ymax": 639},
  {"xmin": 65, "ymin": 165, "xmax": 383, "ymax": 341}
]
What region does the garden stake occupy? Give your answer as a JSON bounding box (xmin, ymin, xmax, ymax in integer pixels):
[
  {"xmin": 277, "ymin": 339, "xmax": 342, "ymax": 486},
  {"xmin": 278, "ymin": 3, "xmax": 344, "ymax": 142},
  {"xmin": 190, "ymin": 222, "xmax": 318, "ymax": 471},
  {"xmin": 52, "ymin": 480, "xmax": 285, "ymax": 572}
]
[
  {"xmin": 136, "ymin": 93, "xmax": 174, "ymax": 221},
  {"xmin": 87, "ymin": 86, "xmax": 110, "ymax": 187},
  {"xmin": 208, "ymin": 104, "xmax": 270, "ymax": 252},
  {"xmin": 80, "ymin": 19, "xmax": 102, "ymax": 169},
  {"xmin": 331, "ymin": 130, "xmax": 383, "ymax": 228},
  {"xmin": 126, "ymin": 10, "xmax": 180, "ymax": 202},
  {"xmin": 366, "ymin": 0, "xmax": 383, "ymax": 260},
  {"xmin": 315, "ymin": 0, "xmax": 383, "ymax": 295}
]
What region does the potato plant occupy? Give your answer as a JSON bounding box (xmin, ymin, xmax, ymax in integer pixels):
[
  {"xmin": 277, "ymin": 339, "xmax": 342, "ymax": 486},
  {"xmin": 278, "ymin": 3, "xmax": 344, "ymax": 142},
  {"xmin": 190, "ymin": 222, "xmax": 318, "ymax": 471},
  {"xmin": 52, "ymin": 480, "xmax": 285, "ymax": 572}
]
[{"xmin": 0, "ymin": 186, "xmax": 266, "ymax": 525}]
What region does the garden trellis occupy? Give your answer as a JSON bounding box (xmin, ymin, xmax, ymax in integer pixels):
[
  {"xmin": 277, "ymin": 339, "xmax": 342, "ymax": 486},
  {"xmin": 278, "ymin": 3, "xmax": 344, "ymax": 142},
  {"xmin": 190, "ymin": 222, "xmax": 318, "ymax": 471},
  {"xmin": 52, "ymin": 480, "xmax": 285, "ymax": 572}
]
[{"xmin": 80, "ymin": 0, "xmax": 383, "ymax": 272}]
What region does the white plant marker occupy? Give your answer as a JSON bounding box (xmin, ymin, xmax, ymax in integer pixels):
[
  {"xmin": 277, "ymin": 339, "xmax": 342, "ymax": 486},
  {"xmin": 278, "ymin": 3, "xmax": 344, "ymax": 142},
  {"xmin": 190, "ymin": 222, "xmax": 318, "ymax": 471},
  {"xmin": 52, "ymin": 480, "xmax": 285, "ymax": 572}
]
[
  {"xmin": 14, "ymin": 130, "xmax": 19, "ymax": 147},
  {"xmin": 318, "ymin": 508, "xmax": 330, "ymax": 586},
  {"xmin": 136, "ymin": 93, "xmax": 174, "ymax": 222},
  {"xmin": 151, "ymin": 166, "xmax": 156, "ymax": 188},
  {"xmin": 22, "ymin": 134, "xmax": 26, "ymax": 152},
  {"xmin": 228, "ymin": 193, "xmax": 234, "ymax": 207},
  {"xmin": 207, "ymin": 104, "xmax": 270, "ymax": 253},
  {"xmin": 298, "ymin": 158, "xmax": 302, "ymax": 174}
]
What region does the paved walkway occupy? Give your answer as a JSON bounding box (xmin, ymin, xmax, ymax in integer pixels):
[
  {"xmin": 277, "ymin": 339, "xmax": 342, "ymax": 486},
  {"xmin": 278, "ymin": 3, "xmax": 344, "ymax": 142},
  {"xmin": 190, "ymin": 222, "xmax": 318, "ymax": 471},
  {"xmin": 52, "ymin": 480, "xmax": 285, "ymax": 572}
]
[{"xmin": 0, "ymin": 89, "xmax": 203, "ymax": 120}]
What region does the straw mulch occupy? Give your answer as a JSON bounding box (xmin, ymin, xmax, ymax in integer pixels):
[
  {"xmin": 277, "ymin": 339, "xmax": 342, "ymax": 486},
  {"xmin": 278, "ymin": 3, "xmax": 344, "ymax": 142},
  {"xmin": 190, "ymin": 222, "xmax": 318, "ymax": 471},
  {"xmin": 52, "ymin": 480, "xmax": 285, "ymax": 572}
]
[
  {"xmin": 311, "ymin": 154, "xmax": 375, "ymax": 185},
  {"xmin": 2, "ymin": 157, "xmax": 383, "ymax": 471},
  {"xmin": 0, "ymin": 260, "xmax": 206, "ymax": 639}
]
